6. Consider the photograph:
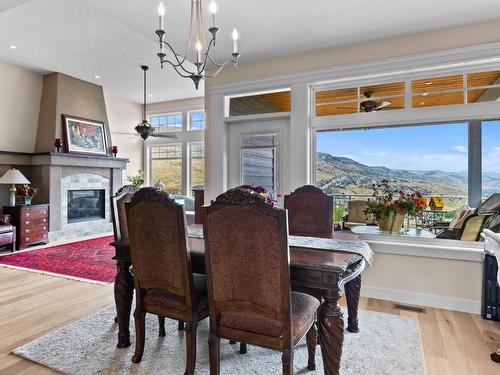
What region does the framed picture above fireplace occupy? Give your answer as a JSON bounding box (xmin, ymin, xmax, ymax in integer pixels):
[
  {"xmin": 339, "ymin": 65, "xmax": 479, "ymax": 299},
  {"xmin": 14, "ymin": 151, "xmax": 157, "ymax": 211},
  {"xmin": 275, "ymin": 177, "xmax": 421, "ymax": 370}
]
[{"xmin": 62, "ymin": 115, "xmax": 107, "ymax": 156}]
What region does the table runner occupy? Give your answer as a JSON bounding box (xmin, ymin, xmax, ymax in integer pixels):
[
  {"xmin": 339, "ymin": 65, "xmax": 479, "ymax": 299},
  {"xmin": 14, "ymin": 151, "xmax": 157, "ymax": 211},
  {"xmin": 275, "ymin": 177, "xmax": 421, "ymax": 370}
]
[{"xmin": 187, "ymin": 226, "xmax": 373, "ymax": 265}]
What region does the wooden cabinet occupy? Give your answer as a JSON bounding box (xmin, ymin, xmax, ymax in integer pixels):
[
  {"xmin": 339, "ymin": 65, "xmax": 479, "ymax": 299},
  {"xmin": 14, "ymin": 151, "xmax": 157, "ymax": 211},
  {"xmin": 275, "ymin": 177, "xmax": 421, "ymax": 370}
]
[{"xmin": 3, "ymin": 205, "xmax": 49, "ymax": 250}]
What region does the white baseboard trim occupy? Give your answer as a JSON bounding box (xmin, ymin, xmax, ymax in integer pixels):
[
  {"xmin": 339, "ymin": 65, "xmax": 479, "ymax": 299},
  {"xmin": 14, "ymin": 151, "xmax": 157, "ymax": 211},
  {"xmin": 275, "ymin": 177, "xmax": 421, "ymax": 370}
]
[{"xmin": 361, "ymin": 285, "xmax": 481, "ymax": 314}]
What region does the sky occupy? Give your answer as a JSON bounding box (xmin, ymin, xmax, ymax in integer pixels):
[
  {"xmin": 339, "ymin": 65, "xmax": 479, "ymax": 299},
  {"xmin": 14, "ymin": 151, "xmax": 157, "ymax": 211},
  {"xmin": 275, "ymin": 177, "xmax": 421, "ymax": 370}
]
[{"xmin": 316, "ymin": 121, "xmax": 500, "ymax": 174}]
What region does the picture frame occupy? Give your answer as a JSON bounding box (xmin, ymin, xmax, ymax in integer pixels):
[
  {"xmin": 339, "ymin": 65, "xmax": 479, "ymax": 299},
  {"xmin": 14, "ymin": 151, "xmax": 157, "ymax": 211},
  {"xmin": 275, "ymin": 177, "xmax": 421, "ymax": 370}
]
[{"xmin": 62, "ymin": 115, "xmax": 108, "ymax": 156}]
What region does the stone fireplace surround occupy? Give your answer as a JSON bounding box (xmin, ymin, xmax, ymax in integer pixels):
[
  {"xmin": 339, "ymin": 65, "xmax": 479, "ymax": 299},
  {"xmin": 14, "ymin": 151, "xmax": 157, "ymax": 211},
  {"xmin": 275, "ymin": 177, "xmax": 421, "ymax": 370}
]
[{"xmin": 0, "ymin": 152, "xmax": 128, "ymax": 242}]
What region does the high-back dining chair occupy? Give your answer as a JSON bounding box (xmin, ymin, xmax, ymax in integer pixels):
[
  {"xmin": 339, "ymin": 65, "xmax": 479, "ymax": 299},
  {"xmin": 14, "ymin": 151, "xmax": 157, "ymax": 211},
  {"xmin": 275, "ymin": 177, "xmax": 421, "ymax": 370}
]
[
  {"xmin": 284, "ymin": 185, "xmax": 333, "ymax": 238},
  {"xmin": 126, "ymin": 187, "xmax": 209, "ymax": 374},
  {"xmin": 111, "ymin": 185, "xmax": 179, "ymax": 339},
  {"xmin": 204, "ymin": 188, "xmax": 320, "ymax": 374}
]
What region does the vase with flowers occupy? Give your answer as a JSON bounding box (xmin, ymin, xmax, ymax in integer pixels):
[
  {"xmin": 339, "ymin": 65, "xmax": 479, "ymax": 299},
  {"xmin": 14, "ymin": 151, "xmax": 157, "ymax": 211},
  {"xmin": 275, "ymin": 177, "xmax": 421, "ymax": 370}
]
[
  {"xmin": 16, "ymin": 184, "xmax": 39, "ymax": 206},
  {"xmin": 240, "ymin": 184, "xmax": 277, "ymax": 206},
  {"xmin": 363, "ymin": 180, "xmax": 427, "ymax": 233}
]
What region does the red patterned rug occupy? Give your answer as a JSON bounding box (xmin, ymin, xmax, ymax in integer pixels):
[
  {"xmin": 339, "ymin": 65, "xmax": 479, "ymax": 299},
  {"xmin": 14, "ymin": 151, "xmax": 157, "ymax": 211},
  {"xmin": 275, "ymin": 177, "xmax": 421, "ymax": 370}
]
[{"xmin": 0, "ymin": 236, "xmax": 116, "ymax": 283}]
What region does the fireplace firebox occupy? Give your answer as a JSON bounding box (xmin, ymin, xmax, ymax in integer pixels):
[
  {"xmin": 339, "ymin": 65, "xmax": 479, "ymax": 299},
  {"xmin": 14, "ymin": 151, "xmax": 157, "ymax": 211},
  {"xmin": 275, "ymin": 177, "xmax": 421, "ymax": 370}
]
[{"xmin": 67, "ymin": 189, "xmax": 105, "ymax": 223}]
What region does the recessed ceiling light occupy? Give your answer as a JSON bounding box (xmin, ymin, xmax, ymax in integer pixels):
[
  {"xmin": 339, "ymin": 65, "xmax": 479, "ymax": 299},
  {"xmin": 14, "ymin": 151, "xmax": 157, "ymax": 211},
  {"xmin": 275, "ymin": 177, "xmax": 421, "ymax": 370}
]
[
  {"xmin": 425, "ymin": 82, "xmax": 432, "ymax": 85},
  {"xmin": 94, "ymin": 74, "xmax": 101, "ymax": 79},
  {"xmin": 419, "ymin": 101, "xmax": 425, "ymax": 106},
  {"xmin": 8, "ymin": 45, "xmax": 17, "ymax": 49},
  {"xmin": 422, "ymin": 92, "xmax": 429, "ymax": 97}
]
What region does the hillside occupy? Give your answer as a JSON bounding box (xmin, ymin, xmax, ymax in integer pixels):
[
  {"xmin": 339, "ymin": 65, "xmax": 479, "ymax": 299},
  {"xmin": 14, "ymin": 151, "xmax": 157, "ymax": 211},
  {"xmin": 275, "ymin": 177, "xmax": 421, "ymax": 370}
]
[
  {"xmin": 316, "ymin": 152, "xmax": 499, "ymax": 206},
  {"xmin": 317, "ymin": 152, "xmax": 467, "ymax": 195}
]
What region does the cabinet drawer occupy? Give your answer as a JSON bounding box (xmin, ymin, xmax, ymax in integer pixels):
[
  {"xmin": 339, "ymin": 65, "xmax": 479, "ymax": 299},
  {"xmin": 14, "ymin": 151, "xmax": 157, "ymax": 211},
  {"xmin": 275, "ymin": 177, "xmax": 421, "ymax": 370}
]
[
  {"xmin": 22, "ymin": 206, "xmax": 49, "ymax": 219},
  {"xmin": 20, "ymin": 217, "xmax": 48, "ymax": 229},
  {"xmin": 22, "ymin": 225, "xmax": 48, "ymax": 236},
  {"xmin": 20, "ymin": 232, "xmax": 48, "ymax": 245}
]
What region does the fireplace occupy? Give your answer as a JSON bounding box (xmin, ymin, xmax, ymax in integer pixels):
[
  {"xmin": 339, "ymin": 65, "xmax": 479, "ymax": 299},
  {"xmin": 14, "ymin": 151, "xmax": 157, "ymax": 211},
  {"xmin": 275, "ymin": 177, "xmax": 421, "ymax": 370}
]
[{"xmin": 67, "ymin": 189, "xmax": 105, "ymax": 223}]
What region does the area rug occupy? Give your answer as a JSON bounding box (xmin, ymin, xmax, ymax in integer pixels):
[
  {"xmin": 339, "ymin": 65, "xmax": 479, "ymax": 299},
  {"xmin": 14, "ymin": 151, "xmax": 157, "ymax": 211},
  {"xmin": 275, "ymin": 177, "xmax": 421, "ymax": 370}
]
[
  {"xmin": 13, "ymin": 306, "xmax": 424, "ymax": 375},
  {"xmin": 0, "ymin": 236, "xmax": 115, "ymax": 283}
]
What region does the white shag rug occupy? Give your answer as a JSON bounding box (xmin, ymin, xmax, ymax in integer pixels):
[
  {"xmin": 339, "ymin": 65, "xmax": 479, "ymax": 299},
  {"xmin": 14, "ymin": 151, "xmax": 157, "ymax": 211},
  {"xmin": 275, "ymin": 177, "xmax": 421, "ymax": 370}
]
[{"xmin": 13, "ymin": 306, "xmax": 424, "ymax": 375}]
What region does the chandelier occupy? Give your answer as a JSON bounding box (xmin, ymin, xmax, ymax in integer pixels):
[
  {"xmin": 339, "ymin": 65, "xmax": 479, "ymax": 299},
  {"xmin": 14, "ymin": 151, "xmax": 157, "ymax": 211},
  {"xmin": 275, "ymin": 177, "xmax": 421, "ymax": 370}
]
[{"xmin": 155, "ymin": 0, "xmax": 240, "ymax": 89}]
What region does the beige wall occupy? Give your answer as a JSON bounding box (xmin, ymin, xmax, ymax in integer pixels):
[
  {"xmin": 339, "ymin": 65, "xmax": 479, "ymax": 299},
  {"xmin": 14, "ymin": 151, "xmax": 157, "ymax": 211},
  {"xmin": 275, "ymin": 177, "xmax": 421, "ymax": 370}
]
[
  {"xmin": 0, "ymin": 62, "xmax": 42, "ymax": 153},
  {"xmin": 104, "ymin": 91, "xmax": 143, "ymax": 179},
  {"xmin": 362, "ymin": 253, "xmax": 482, "ymax": 312},
  {"xmin": 208, "ymin": 19, "xmax": 500, "ymax": 87}
]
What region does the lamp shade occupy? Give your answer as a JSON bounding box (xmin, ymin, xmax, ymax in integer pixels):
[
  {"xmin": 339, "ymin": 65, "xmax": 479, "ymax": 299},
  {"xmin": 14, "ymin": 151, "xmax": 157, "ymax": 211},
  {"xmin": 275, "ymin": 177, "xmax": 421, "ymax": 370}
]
[{"xmin": 0, "ymin": 168, "xmax": 30, "ymax": 184}]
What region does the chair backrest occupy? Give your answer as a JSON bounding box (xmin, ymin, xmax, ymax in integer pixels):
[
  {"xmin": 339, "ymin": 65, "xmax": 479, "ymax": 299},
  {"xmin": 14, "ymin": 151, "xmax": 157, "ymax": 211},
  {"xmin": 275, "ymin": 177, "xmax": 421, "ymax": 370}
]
[
  {"xmin": 460, "ymin": 214, "xmax": 489, "ymax": 241},
  {"xmin": 448, "ymin": 206, "xmax": 475, "ymax": 230},
  {"xmin": 126, "ymin": 187, "xmax": 194, "ymax": 305},
  {"xmin": 204, "ymin": 188, "xmax": 292, "ymax": 342},
  {"xmin": 284, "ymin": 185, "xmax": 333, "ymax": 238},
  {"xmin": 110, "ymin": 185, "xmax": 138, "ymax": 244},
  {"xmin": 347, "ymin": 200, "xmax": 372, "ymax": 223}
]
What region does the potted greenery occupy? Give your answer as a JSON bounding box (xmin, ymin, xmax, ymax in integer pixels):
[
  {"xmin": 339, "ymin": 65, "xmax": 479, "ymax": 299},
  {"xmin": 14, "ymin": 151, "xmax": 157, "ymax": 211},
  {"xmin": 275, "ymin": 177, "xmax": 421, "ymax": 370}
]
[
  {"xmin": 363, "ymin": 180, "xmax": 427, "ymax": 233},
  {"xmin": 126, "ymin": 170, "xmax": 145, "ymax": 188}
]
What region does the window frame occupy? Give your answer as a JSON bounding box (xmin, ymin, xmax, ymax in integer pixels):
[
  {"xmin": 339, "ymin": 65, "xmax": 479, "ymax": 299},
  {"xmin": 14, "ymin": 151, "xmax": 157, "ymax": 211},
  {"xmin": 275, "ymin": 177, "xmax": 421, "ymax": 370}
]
[
  {"xmin": 188, "ymin": 110, "xmax": 206, "ymax": 131},
  {"xmin": 149, "ymin": 112, "xmax": 183, "ymax": 133},
  {"xmin": 145, "ymin": 107, "xmax": 205, "ymax": 196}
]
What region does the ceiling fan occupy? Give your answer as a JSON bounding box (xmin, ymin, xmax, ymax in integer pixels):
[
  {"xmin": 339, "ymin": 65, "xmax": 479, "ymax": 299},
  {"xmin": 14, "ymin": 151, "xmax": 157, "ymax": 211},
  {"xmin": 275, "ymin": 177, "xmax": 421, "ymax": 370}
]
[
  {"xmin": 132, "ymin": 65, "xmax": 177, "ymax": 140},
  {"xmin": 360, "ymin": 91, "xmax": 392, "ymax": 112}
]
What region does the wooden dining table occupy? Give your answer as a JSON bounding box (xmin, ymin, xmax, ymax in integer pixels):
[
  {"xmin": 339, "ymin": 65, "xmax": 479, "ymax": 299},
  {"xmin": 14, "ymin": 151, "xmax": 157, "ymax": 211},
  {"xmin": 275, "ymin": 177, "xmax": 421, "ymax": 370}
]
[{"xmin": 112, "ymin": 225, "xmax": 372, "ymax": 375}]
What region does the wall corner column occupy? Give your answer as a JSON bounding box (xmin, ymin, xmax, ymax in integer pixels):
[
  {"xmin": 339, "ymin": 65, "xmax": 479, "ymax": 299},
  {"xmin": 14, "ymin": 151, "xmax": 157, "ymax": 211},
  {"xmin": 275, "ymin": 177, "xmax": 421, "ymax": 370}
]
[{"xmin": 289, "ymin": 82, "xmax": 311, "ymax": 190}]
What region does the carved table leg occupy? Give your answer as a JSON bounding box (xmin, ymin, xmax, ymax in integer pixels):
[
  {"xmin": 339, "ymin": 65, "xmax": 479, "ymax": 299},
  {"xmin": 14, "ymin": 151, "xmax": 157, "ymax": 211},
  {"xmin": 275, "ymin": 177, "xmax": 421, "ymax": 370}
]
[
  {"xmin": 114, "ymin": 257, "xmax": 134, "ymax": 348},
  {"xmin": 318, "ymin": 289, "xmax": 344, "ymax": 375},
  {"xmin": 345, "ymin": 275, "xmax": 361, "ymax": 333}
]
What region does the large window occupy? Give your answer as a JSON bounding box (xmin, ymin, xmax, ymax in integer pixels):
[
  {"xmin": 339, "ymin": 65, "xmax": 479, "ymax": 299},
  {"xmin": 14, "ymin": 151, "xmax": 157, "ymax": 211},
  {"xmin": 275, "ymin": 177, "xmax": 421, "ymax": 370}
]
[
  {"xmin": 147, "ymin": 109, "xmax": 205, "ymax": 196},
  {"xmin": 190, "ymin": 142, "xmax": 205, "ymax": 189},
  {"xmin": 482, "ymin": 120, "xmax": 500, "ymax": 199},
  {"xmin": 151, "ymin": 144, "xmax": 182, "ymax": 194},
  {"xmin": 241, "ymin": 133, "xmax": 279, "ymax": 192},
  {"xmin": 150, "ymin": 113, "xmax": 183, "ymax": 132},
  {"xmin": 316, "ymin": 123, "xmax": 469, "ymax": 222}
]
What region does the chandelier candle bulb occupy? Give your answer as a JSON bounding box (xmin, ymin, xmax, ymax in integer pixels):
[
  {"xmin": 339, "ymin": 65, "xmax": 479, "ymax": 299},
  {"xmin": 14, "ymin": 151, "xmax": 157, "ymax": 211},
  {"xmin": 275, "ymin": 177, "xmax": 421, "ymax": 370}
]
[
  {"xmin": 196, "ymin": 40, "xmax": 202, "ymax": 63},
  {"xmin": 209, "ymin": 1, "xmax": 217, "ymax": 27},
  {"xmin": 232, "ymin": 28, "xmax": 239, "ymax": 53},
  {"xmin": 158, "ymin": 1, "xmax": 165, "ymax": 30}
]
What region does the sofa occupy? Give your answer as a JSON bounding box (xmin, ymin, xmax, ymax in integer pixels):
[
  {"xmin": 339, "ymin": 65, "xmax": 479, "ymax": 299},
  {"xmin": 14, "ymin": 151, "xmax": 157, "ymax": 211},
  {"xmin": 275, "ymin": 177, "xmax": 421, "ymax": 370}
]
[{"xmin": 0, "ymin": 214, "xmax": 16, "ymax": 252}]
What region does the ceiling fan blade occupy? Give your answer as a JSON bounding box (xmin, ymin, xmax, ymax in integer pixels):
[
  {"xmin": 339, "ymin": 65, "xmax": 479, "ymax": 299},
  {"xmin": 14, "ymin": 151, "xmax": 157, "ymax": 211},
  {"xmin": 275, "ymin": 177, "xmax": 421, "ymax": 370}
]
[
  {"xmin": 375, "ymin": 100, "xmax": 392, "ymax": 109},
  {"xmin": 151, "ymin": 133, "xmax": 178, "ymax": 139}
]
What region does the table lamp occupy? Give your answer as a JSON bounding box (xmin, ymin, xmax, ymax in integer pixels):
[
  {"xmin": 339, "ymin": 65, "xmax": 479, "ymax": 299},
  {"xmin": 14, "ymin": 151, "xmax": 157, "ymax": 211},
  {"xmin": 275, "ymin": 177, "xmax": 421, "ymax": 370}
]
[{"xmin": 0, "ymin": 168, "xmax": 30, "ymax": 206}]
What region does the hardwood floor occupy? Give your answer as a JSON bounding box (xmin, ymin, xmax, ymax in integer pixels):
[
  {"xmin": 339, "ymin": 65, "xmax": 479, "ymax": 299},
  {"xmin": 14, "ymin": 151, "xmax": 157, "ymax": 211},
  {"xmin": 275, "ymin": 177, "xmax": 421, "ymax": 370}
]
[{"xmin": 0, "ymin": 266, "xmax": 498, "ymax": 374}]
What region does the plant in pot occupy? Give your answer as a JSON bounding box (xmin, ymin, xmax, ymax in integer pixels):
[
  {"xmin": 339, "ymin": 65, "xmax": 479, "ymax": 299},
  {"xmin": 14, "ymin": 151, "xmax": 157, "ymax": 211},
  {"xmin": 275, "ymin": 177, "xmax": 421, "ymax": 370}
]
[
  {"xmin": 16, "ymin": 184, "xmax": 39, "ymax": 206},
  {"xmin": 363, "ymin": 180, "xmax": 427, "ymax": 233}
]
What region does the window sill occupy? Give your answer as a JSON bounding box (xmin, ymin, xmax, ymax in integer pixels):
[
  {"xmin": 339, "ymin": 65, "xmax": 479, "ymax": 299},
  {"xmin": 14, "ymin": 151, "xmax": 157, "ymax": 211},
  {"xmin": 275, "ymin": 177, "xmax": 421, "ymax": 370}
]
[{"xmin": 357, "ymin": 234, "xmax": 484, "ymax": 262}]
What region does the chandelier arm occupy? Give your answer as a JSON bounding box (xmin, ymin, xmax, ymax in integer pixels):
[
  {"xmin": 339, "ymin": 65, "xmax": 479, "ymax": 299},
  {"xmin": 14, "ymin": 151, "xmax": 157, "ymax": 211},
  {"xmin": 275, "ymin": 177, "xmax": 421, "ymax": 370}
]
[
  {"xmin": 162, "ymin": 42, "xmax": 197, "ymax": 75},
  {"xmin": 203, "ymin": 58, "xmax": 234, "ymax": 78},
  {"xmin": 163, "ymin": 60, "xmax": 194, "ymax": 78},
  {"xmin": 199, "ymin": 36, "xmax": 217, "ymax": 73},
  {"xmin": 162, "ymin": 40, "xmax": 191, "ymax": 67}
]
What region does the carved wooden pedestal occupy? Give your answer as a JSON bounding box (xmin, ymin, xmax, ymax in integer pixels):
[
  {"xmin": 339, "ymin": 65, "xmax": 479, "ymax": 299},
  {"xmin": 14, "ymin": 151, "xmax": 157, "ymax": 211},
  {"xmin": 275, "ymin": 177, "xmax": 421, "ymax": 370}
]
[{"xmin": 113, "ymin": 243, "xmax": 134, "ymax": 348}]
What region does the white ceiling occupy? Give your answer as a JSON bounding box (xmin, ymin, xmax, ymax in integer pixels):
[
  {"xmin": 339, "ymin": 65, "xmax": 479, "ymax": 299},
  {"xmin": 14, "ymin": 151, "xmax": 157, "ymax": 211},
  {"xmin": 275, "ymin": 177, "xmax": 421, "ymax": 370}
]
[{"xmin": 1, "ymin": 0, "xmax": 500, "ymax": 103}]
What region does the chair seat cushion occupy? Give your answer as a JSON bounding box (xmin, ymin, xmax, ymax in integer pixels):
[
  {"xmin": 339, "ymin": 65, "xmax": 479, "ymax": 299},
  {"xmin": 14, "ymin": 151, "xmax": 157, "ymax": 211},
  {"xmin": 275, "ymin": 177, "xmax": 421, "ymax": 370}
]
[
  {"xmin": 220, "ymin": 292, "xmax": 319, "ymax": 340},
  {"xmin": 143, "ymin": 273, "xmax": 208, "ymax": 312},
  {"xmin": 0, "ymin": 224, "xmax": 13, "ymax": 234}
]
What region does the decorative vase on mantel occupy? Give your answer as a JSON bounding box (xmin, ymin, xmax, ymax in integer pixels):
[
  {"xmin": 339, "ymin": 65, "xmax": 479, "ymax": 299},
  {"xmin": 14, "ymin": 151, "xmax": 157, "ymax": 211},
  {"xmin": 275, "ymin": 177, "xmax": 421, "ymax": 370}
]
[
  {"xmin": 378, "ymin": 210, "xmax": 406, "ymax": 233},
  {"xmin": 24, "ymin": 196, "xmax": 32, "ymax": 206}
]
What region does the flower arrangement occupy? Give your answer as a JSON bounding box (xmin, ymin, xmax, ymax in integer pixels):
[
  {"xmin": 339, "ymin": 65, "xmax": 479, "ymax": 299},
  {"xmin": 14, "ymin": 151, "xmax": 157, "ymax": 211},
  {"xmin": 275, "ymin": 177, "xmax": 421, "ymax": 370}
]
[
  {"xmin": 363, "ymin": 180, "xmax": 427, "ymax": 219},
  {"xmin": 16, "ymin": 184, "xmax": 39, "ymax": 198},
  {"xmin": 240, "ymin": 184, "xmax": 277, "ymax": 206},
  {"xmin": 16, "ymin": 184, "xmax": 39, "ymax": 206}
]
